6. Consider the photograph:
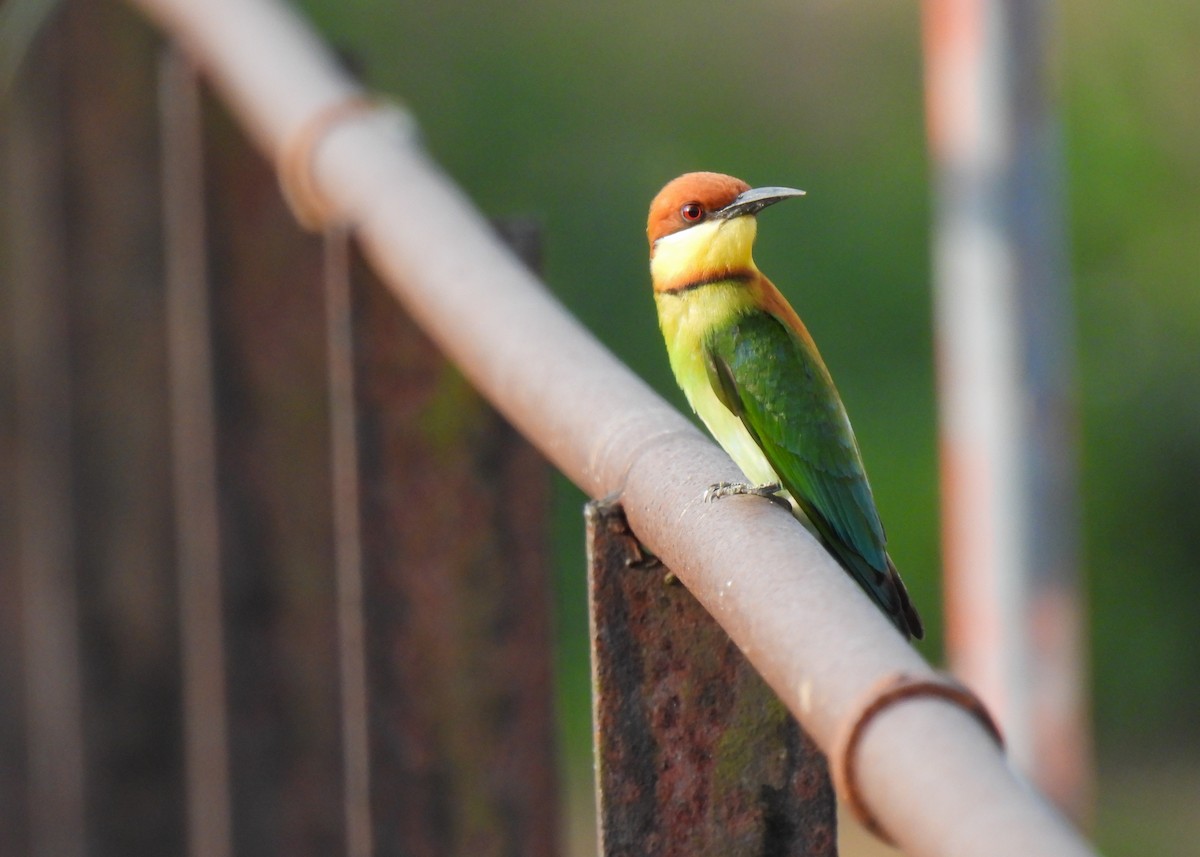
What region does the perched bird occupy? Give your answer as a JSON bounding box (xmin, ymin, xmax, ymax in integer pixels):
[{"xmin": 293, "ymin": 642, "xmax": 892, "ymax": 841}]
[{"xmin": 647, "ymin": 171, "xmax": 923, "ymax": 639}]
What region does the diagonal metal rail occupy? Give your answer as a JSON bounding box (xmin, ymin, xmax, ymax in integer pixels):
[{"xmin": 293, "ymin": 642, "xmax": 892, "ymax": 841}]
[{"xmin": 127, "ymin": 0, "xmax": 1099, "ymax": 853}]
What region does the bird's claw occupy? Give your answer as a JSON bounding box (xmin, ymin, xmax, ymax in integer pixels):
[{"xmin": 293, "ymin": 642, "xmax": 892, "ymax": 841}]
[
  {"xmin": 704, "ymin": 481, "xmax": 740, "ymax": 502},
  {"xmin": 704, "ymin": 481, "xmax": 784, "ymax": 503}
]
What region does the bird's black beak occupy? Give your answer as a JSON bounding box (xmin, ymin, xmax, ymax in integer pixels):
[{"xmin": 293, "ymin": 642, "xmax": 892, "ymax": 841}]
[{"xmin": 714, "ymin": 186, "xmax": 806, "ymax": 220}]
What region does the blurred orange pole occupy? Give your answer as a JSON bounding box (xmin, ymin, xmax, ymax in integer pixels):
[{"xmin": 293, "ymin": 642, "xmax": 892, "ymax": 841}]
[{"xmin": 922, "ymin": 0, "xmax": 1092, "ymax": 821}]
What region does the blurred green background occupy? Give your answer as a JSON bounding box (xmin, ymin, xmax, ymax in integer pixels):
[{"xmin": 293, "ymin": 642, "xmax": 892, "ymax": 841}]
[{"xmin": 296, "ymin": 0, "xmax": 1199, "ymax": 851}]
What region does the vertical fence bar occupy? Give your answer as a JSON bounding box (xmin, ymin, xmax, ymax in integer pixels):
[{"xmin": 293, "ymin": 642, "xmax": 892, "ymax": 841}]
[
  {"xmin": 587, "ymin": 501, "xmax": 837, "ymax": 857},
  {"xmin": 351, "ymin": 224, "xmax": 559, "ymax": 857},
  {"xmin": 9, "ymin": 4, "xmax": 186, "ymax": 851},
  {"xmin": 6, "ymin": 30, "xmax": 88, "ymax": 857},
  {"xmin": 921, "ymin": 0, "xmax": 1090, "ymax": 817},
  {"xmin": 0, "ymin": 301, "xmax": 22, "ymax": 857},
  {"xmin": 0, "ymin": 188, "xmax": 24, "ymax": 857},
  {"xmin": 200, "ymin": 82, "xmax": 342, "ymax": 856},
  {"xmin": 160, "ymin": 48, "xmax": 235, "ymax": 857},
  {"xmin": 64, "ymin": 1, "xmax": 185, "ymax": 848},
  {"xmin": 323, "ymin": 227, "xmax": 374, "ymax": 857}
]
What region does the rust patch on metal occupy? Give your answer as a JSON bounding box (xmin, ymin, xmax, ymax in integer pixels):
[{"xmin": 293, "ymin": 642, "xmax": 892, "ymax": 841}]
[{"xmin": 587, "ymin": 501, "xmax": 837, "ymax": 857}]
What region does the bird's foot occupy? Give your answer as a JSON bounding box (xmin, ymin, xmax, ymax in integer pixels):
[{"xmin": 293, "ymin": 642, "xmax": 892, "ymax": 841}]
[{"xmin": 704, "ymin": 481, "xmax": 787, "ymax": 508}]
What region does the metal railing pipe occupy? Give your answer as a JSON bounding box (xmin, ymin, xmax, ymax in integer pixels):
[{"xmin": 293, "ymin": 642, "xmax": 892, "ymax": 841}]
[{"xmin": 127, "ymin": 0, "xmax": 1098, "ymax": 853}]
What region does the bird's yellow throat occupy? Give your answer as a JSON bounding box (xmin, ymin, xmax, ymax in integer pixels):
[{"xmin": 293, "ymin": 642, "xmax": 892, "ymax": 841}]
[{"xmin": 650, "ymin": 214, "xmax": 759, "ymax": 295}]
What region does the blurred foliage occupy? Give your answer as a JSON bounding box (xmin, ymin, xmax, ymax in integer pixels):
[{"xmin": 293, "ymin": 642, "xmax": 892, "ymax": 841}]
[
  {"xmin": 296, "ymin": 0, "xmax": 1198, "ymax": 849},
  {"xmin": 1064, "ymin": 0, "xmax": 1200, "ymax": 748}
]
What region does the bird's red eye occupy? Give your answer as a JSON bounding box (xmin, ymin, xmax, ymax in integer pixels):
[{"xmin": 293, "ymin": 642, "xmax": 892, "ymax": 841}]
[{"xmin": 680, "ymin": 202, "xmax": 705, "ymax": 222}]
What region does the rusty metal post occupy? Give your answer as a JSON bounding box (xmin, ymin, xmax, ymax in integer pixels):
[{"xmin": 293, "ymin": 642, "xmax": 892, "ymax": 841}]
[
  {"xmin": 351, "ymin": 225, "xmax": 559, "ymax": 857},
  {"xmin": 199, "ymin": 84, "xmax": 344, "ymax": 856},
  {"xmin": 4, "ymin": 3, "xmax": 185, "ymax": 854},
  {"xmin": 587, "ymin": 501, "xmax": 837, "ymax": 857},
  {"xmin": 4, "ymin": 24, "xmax": 87, "ymax": 857}
]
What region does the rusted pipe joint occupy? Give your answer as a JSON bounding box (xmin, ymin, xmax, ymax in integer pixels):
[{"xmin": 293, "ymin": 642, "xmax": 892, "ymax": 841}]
[
  {"xmin": 277, "ymin": 96, "xmax": 417, "ymax": 230},
  {"xmin": 832, "ymin": 672, "xmax": 1004, "ymax": 843}
]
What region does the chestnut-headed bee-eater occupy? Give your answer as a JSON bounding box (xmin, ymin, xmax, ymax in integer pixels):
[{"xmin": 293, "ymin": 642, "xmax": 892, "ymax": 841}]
[{"xmin": 648, "ymin": 171, "xmax": 923, "ymax": 639}]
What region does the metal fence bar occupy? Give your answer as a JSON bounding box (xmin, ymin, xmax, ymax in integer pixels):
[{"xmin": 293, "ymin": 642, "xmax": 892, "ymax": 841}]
[
  {"xmin": 6, "ymin": 33, "xmax": 87, "ymax": 857},
  {"xmin": 322, "ymin": 226, "xmax": 374, "ymax": 857},
  {"xmin": 160, "ymin": 48, "xmax": 236, "ymax": 857},
  {"xmin": 921, "ymin": 0, "xmax": 1090, "ymax": 817},
  {"xmin": 195, "ymin": 67, "xmax": 344, "ymax": 853},
  {"xmin": 124, "ymin": 0, "xmax": 1100, "ymax": 853},
  {"xmin": 344, "ymin": 224, "xmax": 559, "ymax": 855},
  {"xmin": 587, "ymin": 501, "xmax": 836, "ymax": 857},
  {"xmin": 7, "ymin": 6, "xmax": 190, "ymax": 851}
]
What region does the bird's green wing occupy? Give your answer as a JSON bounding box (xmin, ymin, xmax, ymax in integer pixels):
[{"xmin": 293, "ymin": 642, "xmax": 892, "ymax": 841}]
[{"xmin": 704, "ymin": 309, "xmax": 920, "ymax": 635}]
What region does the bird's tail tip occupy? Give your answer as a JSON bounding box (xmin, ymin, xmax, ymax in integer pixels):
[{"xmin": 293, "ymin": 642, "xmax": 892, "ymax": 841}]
[{"xmin": 887, "ymin": 557, "xmax": 925, "ymax": 641}]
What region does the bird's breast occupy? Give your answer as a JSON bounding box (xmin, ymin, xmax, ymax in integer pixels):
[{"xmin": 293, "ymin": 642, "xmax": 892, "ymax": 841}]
[{"xmin": 654, "ymin": 281, "xmax": 780, "ymax": 489}]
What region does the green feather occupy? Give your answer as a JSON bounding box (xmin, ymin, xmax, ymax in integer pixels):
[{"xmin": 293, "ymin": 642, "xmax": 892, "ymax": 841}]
[{"xmin": 704, "ymin": 309, "xmax": 922, "ymax": 638}]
